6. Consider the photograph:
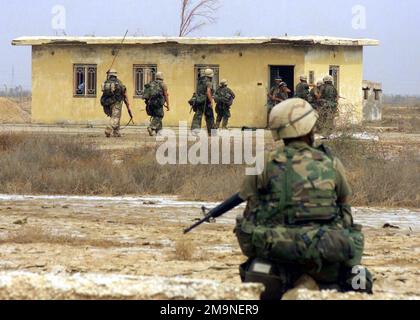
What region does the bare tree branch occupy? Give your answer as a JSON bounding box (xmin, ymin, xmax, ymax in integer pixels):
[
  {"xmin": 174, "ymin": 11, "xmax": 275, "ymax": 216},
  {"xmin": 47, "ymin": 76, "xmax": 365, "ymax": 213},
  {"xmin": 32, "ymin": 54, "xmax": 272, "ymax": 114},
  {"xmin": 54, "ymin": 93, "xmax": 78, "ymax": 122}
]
[{"xmin": 179, "ymin": 0, "xmax": 220, "ymax": 37}]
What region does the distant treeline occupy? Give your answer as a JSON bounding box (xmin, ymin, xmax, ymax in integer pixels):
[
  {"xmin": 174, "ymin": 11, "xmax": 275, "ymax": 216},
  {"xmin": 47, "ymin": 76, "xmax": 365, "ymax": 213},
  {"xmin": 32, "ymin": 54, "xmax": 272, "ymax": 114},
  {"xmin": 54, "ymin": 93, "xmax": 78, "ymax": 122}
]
[
  {"xmin": 383, "ymin": 94, "xmax": 420, "ymax": 105},
  {"xmin": 0, "ymin": 86, "xmax": 31, "ymax": 98}
]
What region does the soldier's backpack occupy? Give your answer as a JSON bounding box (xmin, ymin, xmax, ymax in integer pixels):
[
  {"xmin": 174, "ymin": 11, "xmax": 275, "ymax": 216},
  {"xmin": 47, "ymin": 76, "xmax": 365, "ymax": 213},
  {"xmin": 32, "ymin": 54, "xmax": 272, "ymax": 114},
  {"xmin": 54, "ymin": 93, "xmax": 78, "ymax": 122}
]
[
  {"xmin": 234, "ymin": 145, "xmax": 364, "ymax": 271},
  {"xmin": 143, "ymin": 80, "xmax": 164, "ymax": 103},
  {"xmin": 215, "ymin": 88, "xmax": 234, "ymax": 107},
  {"xmin": 101, "ymin": 79, "xmax": 124, "ymax": 117},
  {"xmin": 235, "ymin": 217, "xmax": 364, "ymax": 272}
]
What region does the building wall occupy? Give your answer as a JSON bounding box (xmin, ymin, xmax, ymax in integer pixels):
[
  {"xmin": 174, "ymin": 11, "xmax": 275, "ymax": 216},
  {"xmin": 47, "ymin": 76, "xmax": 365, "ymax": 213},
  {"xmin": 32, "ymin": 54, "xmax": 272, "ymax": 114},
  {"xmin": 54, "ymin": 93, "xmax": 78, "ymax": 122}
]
[
  {"xmin": 362, "ymin": 80, "xmax": 383, "ymax": 121},
  {"xmin": 31, "ymin": 44, "xmax": 364, "ymax": 127},
  {"xmin": 304, "ymin": 46, "xmax": 364, "ymax": 123}
]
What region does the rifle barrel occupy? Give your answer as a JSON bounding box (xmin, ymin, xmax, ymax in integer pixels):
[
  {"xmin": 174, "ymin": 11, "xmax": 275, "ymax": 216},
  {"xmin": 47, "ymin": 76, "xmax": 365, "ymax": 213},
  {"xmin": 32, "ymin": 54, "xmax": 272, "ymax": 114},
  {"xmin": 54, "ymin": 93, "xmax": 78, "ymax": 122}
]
[
  {"xmin": 183, "ymin": 216, "xmax": 210, "ymax": 234},
  {"xmin": 183, "ymin": 193, "xmax": 244, "ymax": 234}
]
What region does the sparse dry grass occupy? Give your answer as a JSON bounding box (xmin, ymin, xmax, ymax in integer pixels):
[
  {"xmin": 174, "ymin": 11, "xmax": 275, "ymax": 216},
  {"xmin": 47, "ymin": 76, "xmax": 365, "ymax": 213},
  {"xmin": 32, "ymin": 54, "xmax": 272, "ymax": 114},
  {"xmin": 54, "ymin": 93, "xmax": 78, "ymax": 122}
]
[
  {"xmin": 174, "ymin": 238, "xmax": 196, "ymax": 261},
  {"xmin": 0, "ymin": 225, "xmax": 132, "ymax": 248},
  {"xmin": 363, "ymin": 104, "xmax": 420, "ymax": 133},
  {"xmin": 326, "ymin": 138, "xmax": 419, "ymax": 207},
  {"xmin": 0, "ymin": 133, "xmax": 243, "ymax": 198},
  {"xmin": 0, "ymin": 132, "xmax": 418, "ymax": 208}
]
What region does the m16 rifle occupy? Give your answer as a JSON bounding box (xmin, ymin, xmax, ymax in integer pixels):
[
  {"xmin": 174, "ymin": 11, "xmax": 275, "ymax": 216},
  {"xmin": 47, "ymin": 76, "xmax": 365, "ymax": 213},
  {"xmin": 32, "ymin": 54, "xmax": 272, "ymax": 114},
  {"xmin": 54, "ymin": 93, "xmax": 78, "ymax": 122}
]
[{"xmin": 183, "ymin": 193, "xmax": 244, "ymax": 234}]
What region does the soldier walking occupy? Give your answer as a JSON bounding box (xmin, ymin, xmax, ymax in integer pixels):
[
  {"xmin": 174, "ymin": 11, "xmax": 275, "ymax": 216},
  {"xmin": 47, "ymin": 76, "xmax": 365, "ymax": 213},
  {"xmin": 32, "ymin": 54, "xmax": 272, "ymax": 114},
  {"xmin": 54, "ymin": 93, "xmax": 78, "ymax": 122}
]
[
  {"xmin": 191, "ymin": 68, "xmax": 216, "ymax": 136},
  {"xmin": 101, "ymin": 69, "xmax": 132, "ymax": 138},
  {"xmin": 214, "ymin": 79, "xmax": 236, "ymax": 129},
  {"xmin": 143, "ymin": 72, "xmax": 170, "ymax": 136}
]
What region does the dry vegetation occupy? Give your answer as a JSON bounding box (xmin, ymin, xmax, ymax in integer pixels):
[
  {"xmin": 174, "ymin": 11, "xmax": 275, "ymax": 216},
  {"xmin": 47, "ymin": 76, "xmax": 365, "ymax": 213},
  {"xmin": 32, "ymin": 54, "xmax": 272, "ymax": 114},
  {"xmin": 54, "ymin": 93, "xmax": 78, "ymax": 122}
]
[
  {"xmin": 0, "ymin": 114, "xmax": 418, "ymax": 208},
  {"xmin": 0, "ymin": 133, "xmax": 242, "ymax": 199},
  {"xmin": 174, "ymin": 237, "xmax": 197, "ymax": 261},
  {"xmin": 325, "ymin": 138, "xmax": 419, "ymax": 207},
  {"xmin": 0, "ymin": 225, "xmax": 132, "ymax": 248},
  {"xmin": 380, "ymin": 104, "xmax": 420, "ymax": 133}
]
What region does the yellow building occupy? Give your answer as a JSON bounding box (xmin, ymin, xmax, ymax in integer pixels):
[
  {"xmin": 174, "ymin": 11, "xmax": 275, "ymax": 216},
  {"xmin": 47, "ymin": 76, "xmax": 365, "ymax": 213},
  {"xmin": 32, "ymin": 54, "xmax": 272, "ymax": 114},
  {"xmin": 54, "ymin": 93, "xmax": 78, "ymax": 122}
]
[{"xmin": 12, "ymin": 36, "xmax": 379, "ymax": 128}]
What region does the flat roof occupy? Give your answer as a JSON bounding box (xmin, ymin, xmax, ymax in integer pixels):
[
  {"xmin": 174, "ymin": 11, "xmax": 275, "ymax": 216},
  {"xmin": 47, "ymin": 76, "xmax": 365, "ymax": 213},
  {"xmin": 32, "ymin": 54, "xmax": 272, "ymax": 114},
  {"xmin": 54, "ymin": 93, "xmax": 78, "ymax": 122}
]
[{"xmin": 12, "ymin": 36, "xmax": 379, "ymax": 47}]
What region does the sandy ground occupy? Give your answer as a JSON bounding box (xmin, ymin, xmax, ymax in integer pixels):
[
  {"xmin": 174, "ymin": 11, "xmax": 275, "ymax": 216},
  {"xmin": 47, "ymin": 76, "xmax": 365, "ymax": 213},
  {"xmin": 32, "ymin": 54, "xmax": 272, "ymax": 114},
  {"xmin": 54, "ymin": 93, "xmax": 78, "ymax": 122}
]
[
  {"xmin": 0, "ymin": 123, "xmax": 418, "ymax": 299},
  {"xmin": 0, "ymin": 195, "xmax": 418, "ymax": 300}
]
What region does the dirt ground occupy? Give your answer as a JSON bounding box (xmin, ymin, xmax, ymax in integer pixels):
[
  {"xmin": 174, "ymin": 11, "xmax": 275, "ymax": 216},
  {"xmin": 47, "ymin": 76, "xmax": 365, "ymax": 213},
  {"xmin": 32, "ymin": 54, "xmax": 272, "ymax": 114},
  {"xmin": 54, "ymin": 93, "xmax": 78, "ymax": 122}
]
[
  {"xmin": 0, "ymin": 195, "xmax": 418, "ymax": 300},
  {"xmin": 0, "ymin": 104, "xmax": 419, "ymax": 300}
]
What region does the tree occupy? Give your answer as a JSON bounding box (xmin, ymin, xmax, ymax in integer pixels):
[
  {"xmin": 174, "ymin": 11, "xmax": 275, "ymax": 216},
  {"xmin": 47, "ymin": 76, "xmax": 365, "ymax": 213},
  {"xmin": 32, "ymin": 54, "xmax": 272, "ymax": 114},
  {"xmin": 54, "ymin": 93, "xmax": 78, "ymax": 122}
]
[{"xmin": 179, "ymin": 0, "xmax": 220, "ymax": 37}]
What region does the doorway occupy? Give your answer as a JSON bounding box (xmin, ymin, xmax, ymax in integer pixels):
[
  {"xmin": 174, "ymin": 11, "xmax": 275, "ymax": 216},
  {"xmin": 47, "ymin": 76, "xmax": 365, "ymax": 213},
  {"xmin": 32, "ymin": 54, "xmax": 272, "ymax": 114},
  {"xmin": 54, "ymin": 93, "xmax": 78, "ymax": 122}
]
[{"xmin": 269, "ymin": 65, "xmax": 295, "ymax": 97}]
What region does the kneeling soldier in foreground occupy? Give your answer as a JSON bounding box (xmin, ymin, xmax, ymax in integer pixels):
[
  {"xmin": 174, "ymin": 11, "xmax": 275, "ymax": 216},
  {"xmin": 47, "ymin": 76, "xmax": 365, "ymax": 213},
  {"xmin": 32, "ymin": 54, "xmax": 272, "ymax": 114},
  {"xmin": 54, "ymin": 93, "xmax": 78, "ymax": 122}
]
[{"xmin": 185, "ymin": 98, "xmax": 373, "ymax": 300}]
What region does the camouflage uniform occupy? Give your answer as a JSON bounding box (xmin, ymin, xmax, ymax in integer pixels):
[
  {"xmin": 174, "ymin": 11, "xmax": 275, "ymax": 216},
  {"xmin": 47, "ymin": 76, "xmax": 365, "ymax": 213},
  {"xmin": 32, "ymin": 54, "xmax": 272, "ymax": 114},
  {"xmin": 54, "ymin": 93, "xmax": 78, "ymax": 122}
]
[
  {"xmin": 191, "ymin": 77, "xmax": 215, "ymax": 135},
  {"xmin": 309, "ymin": 85, "xmax": 322, "ymax": 110},
  {"xmin": 215, "ymin": 85, "xmax": 236, "ymax": 129},
  {"xmin": 295, "ymin": 82, "xmax": 310, "ymax": 101},
  {"xmin": 147, "ymin": 80, "xmax": 167, "ymax": 134},
  {"xmin": 268, "ymin": 84, "xmax": 288, "ymax": 110},
  {"xmin": 236, "ymin": 142, "xmax": 372, "ymax": 297},
  {"xmin": 319, "ymin": 83, "xmax": 338, "ymax": 133},
  {"xmin": 105, "ymin": 78, "xmax": 126, "ymax": 138}
]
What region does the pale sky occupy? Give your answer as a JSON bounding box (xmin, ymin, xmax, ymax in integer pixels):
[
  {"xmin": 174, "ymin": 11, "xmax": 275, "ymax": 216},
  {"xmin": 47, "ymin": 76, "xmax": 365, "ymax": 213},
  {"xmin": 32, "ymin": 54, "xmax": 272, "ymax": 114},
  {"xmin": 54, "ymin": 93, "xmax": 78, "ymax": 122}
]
[{"xmin": 1, "ymin": 0, "xmax": 420, "ymax": 94}]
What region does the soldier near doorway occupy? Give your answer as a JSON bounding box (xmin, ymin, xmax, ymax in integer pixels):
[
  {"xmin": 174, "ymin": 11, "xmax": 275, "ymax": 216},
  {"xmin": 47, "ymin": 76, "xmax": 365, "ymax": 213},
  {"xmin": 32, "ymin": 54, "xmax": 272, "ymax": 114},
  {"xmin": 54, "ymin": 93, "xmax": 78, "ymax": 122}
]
[
  {"xmin": 214, "ymin": 79, "xmax": 236, "ymax": 129},
  {"xmin": 267, "ymin": 77, "xmax": 283, "ymax": 115},
  {"xmin": 309, "ymin": 80, "xmax": 325, "ymax": 133},
  {"xmin": 319, "ymin": 75, "xmax": 339, "ymax": 134},
  {"xmin": 143, "ymin": 72, "xmax": 170, "ymax": 136},
  {"xmin": 101, "ymin": 69, "xmax": 132, "ymax": 138},
  {"xmin": 191, "ymin": 68, "xmax": 216, "ymax": 136},
  {"xmin": 295, "ymin": 75, "xmax": 310, "ymax": 101},
  {"xmin": 309, "ymin": 80, "xmax": 324, "ymax": 110}
]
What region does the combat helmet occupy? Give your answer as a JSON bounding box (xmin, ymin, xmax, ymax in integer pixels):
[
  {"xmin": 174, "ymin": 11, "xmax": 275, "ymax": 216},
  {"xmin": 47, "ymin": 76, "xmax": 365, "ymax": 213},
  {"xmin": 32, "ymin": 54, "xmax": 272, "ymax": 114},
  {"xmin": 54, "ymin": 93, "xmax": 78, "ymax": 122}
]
[
  {"xmin": 156, "ymin": 72, "xmax": 164, "ymax": 80},
  {"xmin": 316, "ymin": 80, "xmax": 324, "ymax": 86},
  {"xmin": 204, "ymin": 68, "xmax": 214, "ymax": 78},
  {"xmin": 300, "ymin": 75, "xmax": 308, "ymax": 81},
  {"xmin": 107, "ymin": 69, "xmax": 118, "ymax": 77},
  {"xmin": 323, "ymin": 75, "xmax": 333, "ymax": 83},
  {"xmin": 220, "ymin": 79, "xmax": 228, "ymax": 86},
  {"xmin": 269, "ymin": 98, "xmax": 318, "ymax": 141}
]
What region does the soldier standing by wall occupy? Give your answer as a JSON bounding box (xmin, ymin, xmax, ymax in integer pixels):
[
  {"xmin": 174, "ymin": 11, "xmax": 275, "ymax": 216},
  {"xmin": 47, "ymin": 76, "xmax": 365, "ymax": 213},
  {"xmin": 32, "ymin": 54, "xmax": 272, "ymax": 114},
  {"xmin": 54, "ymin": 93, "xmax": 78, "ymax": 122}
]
[
  {"xmin": 309, "ymin": 80, "xmax": 324, "ymax": 110},
  {"xmin": 214, "ymin": 79, "xmax": 236, "ymax": 129},
  {"xmin": 310, "ymin": 80, "xmax": 325, "ymax": 133},
  {"xmin": 279, "ymin": 82, "xmax": 291, "ymax": 101},
  {"xmin": 267, "ymin": 77, "xmax": 283, "ymax": 114},
  {"xmin": 191, "ymin": 68, "xmax": 216, "ymax": 136},
  {"xmin": 320, "ymin": 75, "xmax": 339, "ymax": 133},
  {"xmin": 101, "ymin": 69, "xmax": 132, "ymax": 138},
  {"xmin": 295, "ymin": 75, "xmax": 310, "ymax": 101},
  {"xmin": 144, "ymin": 72, "xmax": 170, "ymax": 136}
]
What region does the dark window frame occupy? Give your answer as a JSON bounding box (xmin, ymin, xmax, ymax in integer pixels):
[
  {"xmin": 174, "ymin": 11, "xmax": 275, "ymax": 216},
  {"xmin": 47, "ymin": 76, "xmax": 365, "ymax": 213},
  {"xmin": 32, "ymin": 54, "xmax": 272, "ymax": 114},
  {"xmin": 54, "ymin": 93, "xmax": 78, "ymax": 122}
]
[
  {"xmin": 73, "ymin": 64, "xmax": 97, "ymax": 98},
  {"xmin": 329, "ymin": 65, "xmax": 340, "ymax": 93},
  {"xmin": 309, "ymin": 71, "xmax": 315, "ymax": 85},
  {"xmin": 133, "ymin": 64, "xmax": 158, "ymax": 98},
  {"xmin": 363, "ymin": 87, "xmax": 370, "ymax": 100}
]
